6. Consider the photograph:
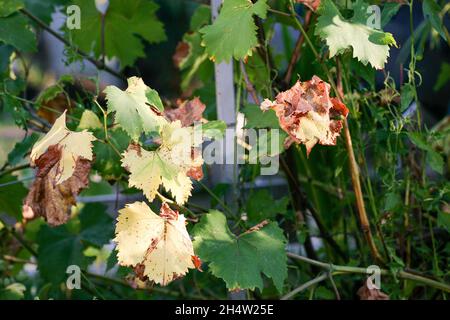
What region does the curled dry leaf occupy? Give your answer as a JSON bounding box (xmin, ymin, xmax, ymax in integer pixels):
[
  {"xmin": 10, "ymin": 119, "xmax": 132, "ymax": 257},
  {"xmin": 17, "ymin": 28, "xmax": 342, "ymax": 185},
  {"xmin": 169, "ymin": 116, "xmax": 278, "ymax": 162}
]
[
  {"xmin": 23, "ymin": 145, "xmax": 92, "ymax": 226},
  {"xmin": 357, "ymin": 278, "xmax": 390, "ymax": 300},
  {"xmin": 164, "ymin": 97, "xmax": 206, "ymax": 127},
  {"xmin": 23, "ymin": 111, "xmax": 95, "ymax": 226},
  {"xmin": 114, "ymin": 201, "xmax": 201, "ymax": 286},
  {"xmin": 260, "ymin": 75, "xmax": 349, "ymax": 156}
]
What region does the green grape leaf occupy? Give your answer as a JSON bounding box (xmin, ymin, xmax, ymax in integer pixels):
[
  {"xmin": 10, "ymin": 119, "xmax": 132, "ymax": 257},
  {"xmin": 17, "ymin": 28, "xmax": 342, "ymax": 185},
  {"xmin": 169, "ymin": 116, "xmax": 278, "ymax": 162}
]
[
  {"xmin": 37, "ymin": 224, "xmax": 86, "ymax": 284},
  {"xmin": 315, "ymin": 0, "xmax": 397, "ymax": 69},
  {"xmin": 0, "ymin": 13, "xmax": 36, "ymax": 52},
  {"xmin": 242, "ymin": 104, "xmax": 280, "ymax": 129},
  {"xmin": 104, "ymin": 77, "xmax": 167, "ymax": 140},
  {"xmin": 0, "ymin": 174, "xmax": 28, "ymax": 219},
  {"xmin": 78, "ymin": 203, "xmax": 114, "ymax": 247},
  {"xmin": 193, "ymin": 210, "xmax": 287, "ymax": 292},
  {"xmin": 7, "ymin": 132, "xmax": 39, "ymax": 166},
  {"xmin": 423, "ymin": 0, "xmax": 446, "ymax": 39},
  {"xmin": 246, "ymin": 189, "xmax": 288, "ymax": 222},
  {"xmin": 23, "ymin": 0, "xmax": 69, "ymax": 24},
  {"xmin": 200, "ymin": 0, "xmax": 268, "ymax": 63},
  {"xmin": 37, "ymin": 203, "xmax": 113, "ymax": 283},
  {"xmin": 66, "ymin": 0, "xmax": 166, "ymax": 68},
  {"xmin": 0, "ymin": 0, "xmax": 23, "ymax": 17}
]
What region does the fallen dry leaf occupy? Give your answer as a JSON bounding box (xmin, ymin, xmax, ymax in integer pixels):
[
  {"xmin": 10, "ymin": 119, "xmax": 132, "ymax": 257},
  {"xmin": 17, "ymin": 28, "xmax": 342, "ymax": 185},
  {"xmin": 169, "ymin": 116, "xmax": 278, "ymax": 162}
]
[
  {"xmin": 260, "ymin": 75, "xmax": 349, "ymax": 156},
  {"xmin": 22, "ymin": 145, "xmax": 91, "ymax": 226}
]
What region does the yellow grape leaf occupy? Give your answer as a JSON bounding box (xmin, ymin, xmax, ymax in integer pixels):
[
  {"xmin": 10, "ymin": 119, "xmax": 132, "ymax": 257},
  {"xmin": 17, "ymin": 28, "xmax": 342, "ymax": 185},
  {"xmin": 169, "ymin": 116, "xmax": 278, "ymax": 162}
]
[
  {"xmin": 114, "ymin": 201, "xmax": 198, "ymax": 286},
  {"xmin": 30, "ymin": 111, "xmax": 96, "ymax": 184},
  {"xmin": 121, "ymin": 120, "xmax": 203, "ymax": 204}
]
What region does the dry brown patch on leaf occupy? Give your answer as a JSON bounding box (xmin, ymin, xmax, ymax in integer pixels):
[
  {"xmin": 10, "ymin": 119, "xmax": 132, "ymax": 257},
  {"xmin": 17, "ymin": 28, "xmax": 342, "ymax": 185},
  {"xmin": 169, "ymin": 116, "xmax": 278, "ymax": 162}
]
[
  {"xmin": 357, "ymin": 278, "xmax": 390, "ymax": 300},
  {"xmin": 164, "ymin": 97, "xmax": 206, "ymax": 127},
  {"xmin": 261, "ymin": 75, "xmax": 349, "ymax": 156},
  {"xmin": 186, "ymin": 148, "xmax": 203, "ymax": 181},
  {"xmin": 22, "ymin": 145, "xmax": 92, "ymax": 226}
]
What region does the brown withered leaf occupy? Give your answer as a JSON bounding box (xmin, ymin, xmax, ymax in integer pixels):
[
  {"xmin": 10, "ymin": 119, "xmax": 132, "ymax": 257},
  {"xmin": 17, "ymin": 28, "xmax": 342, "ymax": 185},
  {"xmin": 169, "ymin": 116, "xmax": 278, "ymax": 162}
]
[
  {"xmin": 357, "ymin": 278, "xmax": 390, "ymax": 300},
  {"xmin": 173, "ymin": 41, "xmax": 190, "ymax": 69},
  {"xmin": 260, "ymin": 75, "xmax": 349, "ymax": 156},
  {"xmin": 22, "ymin": 145, "xmax": 91, "ymax": 226},
  {"xmin": 164, "ymin": 97, "xmax": 206, "ymax": 127},
  {"xmin": 296, "ymin": 0, "xmax": 321, "ymax": 11}
]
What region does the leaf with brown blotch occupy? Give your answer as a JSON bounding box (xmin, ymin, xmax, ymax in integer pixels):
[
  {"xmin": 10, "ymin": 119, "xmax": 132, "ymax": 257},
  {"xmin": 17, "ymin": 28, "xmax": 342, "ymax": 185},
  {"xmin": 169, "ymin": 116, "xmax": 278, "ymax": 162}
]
[
  {"xmin": 30, "ymin": 111, "xmax": 96, "ymax": 184},
  {"xmin": 357, "ymin": 278, "xmax": 390, "ymax": 300},
  {"xmin": 164, "ymin": 97, "xmax": 206, "ymax": 127},
  {"xmin": 22, "ymin": 145, "xmax": 92, "ymax": 226},
  {"xmin": 114, "ymin": 201, "xmax": 201, "ymax": 286},
  {"xmin": 260, "ymin": 75, "xmax": 349, "ymax": 156},
  {"xmin": 296, "ymin": 0, "xmax": 321, "ymax": 12}
]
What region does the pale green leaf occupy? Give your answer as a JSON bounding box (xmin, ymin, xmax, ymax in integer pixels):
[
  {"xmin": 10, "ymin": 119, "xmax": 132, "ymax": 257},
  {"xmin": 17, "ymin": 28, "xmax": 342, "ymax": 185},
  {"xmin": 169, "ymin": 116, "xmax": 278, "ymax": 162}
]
[{"xmin": 315, "ymin": 0, "xmax": 396, "ymax": 69}]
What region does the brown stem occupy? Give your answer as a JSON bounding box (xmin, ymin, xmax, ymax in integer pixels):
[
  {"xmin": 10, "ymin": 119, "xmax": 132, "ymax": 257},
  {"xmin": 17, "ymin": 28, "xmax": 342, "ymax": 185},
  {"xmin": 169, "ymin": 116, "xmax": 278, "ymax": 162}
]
[
  {"xmin": 336, "ymin": 61, "xmax": 383, "ymax": 263},
  {"xmin": 240, "ymin": 60, "xmax": 260, "ymax": 105},
  {"xmin": 283, "ymin": 10, "xmax": 312, "ymax": 85}
]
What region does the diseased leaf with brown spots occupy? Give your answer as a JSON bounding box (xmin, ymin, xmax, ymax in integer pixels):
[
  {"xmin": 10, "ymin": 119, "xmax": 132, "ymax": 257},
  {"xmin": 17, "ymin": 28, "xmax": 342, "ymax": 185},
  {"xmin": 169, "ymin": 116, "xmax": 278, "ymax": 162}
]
[
  {"xmin": 164, "ymin": 97, "xmax": 206, "ymax": 127},
  {"xmin": 22, "ymin": 145, "xmax": 92, "ymax": 226},
  {"xmin": 357, "ymin": 279, "xmax": 390, "ymax": 300},
  {"xmin": 260, "ymin": 75, "xmax": 349, "ymax": 156},
  {"xmin": 114, "ymin": 201, "xmax": 201, "ymax": 286}
]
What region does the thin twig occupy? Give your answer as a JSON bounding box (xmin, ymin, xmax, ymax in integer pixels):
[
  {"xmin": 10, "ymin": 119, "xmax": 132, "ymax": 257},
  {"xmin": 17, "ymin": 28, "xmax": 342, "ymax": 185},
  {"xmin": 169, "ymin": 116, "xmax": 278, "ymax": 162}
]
[
  {"xmin": 328, "ymin": 272, "xmax": 341, "ymax": 300},
  {"xmin": 281, "ymin": 273, "xmax": 328, "ymax": 300},
  {"xmin": 287, "ymin": 252, "xmax": 450, "ymax": 293},
  {"xmin": 0, "ymin": 164, "xmax": 31, "ymax": 178},
  {"xmin": 283, "ymin": 10, "xmax": 312, "ymax": 85},
  {"xmin": 240, "ymin": 60, "xmax": 261, "ymax": 105}
]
